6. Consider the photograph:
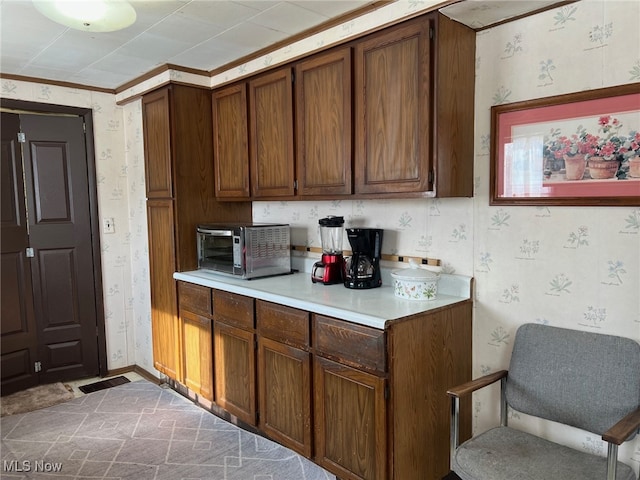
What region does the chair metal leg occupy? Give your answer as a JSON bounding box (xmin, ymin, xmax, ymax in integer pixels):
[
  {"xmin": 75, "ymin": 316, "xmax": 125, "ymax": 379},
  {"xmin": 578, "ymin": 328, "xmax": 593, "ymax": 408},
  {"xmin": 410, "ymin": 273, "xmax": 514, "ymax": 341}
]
[
  {"xmin": 500, "ymin": 376, "xmax": 508, "ymax": 427},
  {"xmin": 606, "ymin": 442, "xmax": 617, "ymax": 480},
  {"xmin": 450, "ymin": 396, "xmax": 460, "ymax": 471}
]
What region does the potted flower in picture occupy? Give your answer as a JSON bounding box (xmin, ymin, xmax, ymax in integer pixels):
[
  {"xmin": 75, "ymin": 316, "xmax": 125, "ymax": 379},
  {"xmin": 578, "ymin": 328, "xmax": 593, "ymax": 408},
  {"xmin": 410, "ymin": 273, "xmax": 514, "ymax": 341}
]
[
  {"xmin": 619, "ymin": 130, "xmax": 640, "ymax": 178},
  {"xmin": 587, "ymin": 115, "xmax": 625, "ymax": 179},
  {"xmin": 543, "ymin": 127, "xmax": 591, "ymax": 180}
]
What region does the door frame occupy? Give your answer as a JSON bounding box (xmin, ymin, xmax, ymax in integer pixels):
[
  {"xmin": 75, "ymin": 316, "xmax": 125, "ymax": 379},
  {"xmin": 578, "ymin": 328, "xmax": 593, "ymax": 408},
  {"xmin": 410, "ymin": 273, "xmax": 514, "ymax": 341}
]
[{"xmin": 1, "ymin": 98, "xmax": 108, "ymax": 377}]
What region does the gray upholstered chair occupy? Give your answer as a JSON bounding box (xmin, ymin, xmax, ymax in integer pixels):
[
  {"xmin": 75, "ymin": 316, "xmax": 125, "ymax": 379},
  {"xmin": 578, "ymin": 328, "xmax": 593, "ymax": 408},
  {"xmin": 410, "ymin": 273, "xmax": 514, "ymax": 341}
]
[{"xmin": 447, "ymin": 323, "xmax": 640, "ymax": 480}]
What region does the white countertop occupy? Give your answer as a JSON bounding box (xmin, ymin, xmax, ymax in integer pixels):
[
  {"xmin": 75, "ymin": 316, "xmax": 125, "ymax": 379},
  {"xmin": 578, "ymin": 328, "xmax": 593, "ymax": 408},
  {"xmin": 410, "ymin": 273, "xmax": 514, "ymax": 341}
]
[{"xmin": 174, "ymin": 265, "xmax": 472, "ymax": 330}]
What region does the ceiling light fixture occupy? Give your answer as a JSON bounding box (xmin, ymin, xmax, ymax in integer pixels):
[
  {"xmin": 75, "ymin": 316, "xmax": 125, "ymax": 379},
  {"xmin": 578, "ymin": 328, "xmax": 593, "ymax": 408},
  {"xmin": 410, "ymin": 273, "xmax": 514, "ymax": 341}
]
[{"xmin": 33, "ymin": 0, "xmax": 136, "ymax": 33}]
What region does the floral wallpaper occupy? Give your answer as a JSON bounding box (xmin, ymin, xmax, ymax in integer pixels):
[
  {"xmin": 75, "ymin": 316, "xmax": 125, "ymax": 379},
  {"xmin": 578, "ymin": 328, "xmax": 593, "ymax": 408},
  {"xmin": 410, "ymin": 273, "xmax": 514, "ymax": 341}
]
[
  {"xmin": 471, "ymin": 2, "xmax": 639, "ymax": 471},
  {"xmin": 2, "ymin": 0, "xmax": 638, "ymax": 475}
]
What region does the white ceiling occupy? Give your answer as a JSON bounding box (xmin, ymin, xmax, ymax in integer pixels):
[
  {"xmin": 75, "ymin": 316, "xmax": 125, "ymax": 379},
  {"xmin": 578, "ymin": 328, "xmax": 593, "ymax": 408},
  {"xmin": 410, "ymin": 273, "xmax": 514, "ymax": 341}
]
[{"xmin": 0, "ymin": 0, "xmax": 567, "ymax": 91}]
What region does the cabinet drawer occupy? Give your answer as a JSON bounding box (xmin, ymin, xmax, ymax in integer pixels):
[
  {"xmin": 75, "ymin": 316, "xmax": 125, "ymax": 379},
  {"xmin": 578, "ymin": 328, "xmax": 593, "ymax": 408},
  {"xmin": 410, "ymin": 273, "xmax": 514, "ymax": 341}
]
[
  {"xmin": 256, "ymin": 300, "xmax": 309, "ymax": 348},
  {"xmin": 213, "ymin": 290, "xmax": 254, "ymax": 330},
  {"xmin": 178, "ymin": 281, "xmax": 212, "ymax": 317},
  {"xmin": 313, "ymin": 315, "xmax": 386, "ymax": 374}
]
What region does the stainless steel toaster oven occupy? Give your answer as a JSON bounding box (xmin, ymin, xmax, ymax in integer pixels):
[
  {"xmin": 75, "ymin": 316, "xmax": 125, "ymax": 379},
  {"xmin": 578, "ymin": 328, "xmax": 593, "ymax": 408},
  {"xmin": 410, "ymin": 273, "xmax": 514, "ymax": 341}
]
[{"xmin": 196, "ymin": 223, "xmax": 291, "ymax": 279}]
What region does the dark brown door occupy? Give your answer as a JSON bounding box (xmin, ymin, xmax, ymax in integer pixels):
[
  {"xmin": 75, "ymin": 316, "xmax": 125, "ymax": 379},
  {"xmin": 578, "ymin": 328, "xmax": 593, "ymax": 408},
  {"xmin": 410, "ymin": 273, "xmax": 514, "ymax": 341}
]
[
  {"xmin": 1, "ymin": 112, "xmax": 101, "ymax": 392},
  {"xmin": 1, "ymin": 113, "xmax": 39, "ymax": 394}
]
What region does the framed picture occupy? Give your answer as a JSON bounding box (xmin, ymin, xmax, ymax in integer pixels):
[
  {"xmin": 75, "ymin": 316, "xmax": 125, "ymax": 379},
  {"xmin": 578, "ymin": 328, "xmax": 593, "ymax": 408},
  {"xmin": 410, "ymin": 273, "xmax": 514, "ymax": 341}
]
[{"xmin": 490, "ymin": 83, "xmax": 640, "ymax": 206}]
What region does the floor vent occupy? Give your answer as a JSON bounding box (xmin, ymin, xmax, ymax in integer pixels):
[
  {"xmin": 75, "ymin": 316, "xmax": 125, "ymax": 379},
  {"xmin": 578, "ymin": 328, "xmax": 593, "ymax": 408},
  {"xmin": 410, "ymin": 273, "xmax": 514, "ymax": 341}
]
[{"xmin": 78, "ymin": 376, "xmax": 130, "ymax": 394}]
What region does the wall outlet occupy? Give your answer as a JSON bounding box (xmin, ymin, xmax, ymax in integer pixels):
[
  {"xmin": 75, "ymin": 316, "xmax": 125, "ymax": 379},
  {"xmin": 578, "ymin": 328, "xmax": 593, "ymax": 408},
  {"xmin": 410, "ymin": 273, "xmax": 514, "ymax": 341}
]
[{"xmin": 103, "ymin": 217, "xmax": 115, "ymax": 234}]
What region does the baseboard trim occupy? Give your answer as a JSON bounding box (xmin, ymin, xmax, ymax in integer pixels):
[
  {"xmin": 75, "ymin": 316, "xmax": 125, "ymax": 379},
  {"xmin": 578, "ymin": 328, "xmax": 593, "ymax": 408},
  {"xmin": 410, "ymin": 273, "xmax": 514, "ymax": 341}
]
[{"xmin": 106, "ymin": 365, "xmax": 160, "ymax": 385}]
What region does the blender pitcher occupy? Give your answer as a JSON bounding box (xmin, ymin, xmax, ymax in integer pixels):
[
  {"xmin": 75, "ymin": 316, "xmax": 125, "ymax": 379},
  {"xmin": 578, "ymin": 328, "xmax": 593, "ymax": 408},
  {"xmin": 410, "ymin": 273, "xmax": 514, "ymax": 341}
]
[{"xmin": 311, "ymin": 216, "xmax": 345, "ymax": 284}]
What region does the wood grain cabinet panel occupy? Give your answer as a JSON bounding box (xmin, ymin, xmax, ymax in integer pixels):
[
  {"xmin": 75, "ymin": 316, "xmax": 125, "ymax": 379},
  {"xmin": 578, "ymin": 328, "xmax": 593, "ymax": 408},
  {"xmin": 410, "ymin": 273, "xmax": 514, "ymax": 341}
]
[
  {"xmin": 313, "ymin": 314, "xmax": 385, "ymax": 374},
  {"xmin": 213, "ymin": 290, "xmax": 254, "ymax": 330},
  {"xmin": 213, "ymin": 320, "xmax": 256, "ymax": 426},
  {"xmin": 212, "ymin": 83, "xmax": 250, "ymax": 199},
  {"xmin": 354, "ymin": 19, "xmax": 431, "ymax": 195},
  {"xmin": 178, "ymin": 281, "xmax": 211, "ymax": 317},
  {"xmin": 249, "ymin": 68, "xmax": 295, "ymax": 197},
  {"xmin": 178, "ymin": 281, "xmax": 213, "ymax": 401},
  {"xmin": 143, "ymin": 89, "xmax": 173, "ymax": 198},
  {"xmin": 295, "ymin": 47, "xmax": 352, "ymax": 196},
  {"xmin": 256, "ymin": 300, "xmax": 309, "ymax": 348},
  {"xmin": 181, "ymin": 309, "xmax": 213, "ymax": 401},
  {"xmin": 353, "ymin": 13, "xmax": 475, "ymax": 197},
  {"xmin": 146, "ymin": 199, "xmax": 180, "ymax": 379},
  {"xmin": 258, "ymin": 336, "xmax": 312, "ymax": 457},
  {"xmin": 314, "ymin": 356, "xmax": 387, "ymax": 480}
]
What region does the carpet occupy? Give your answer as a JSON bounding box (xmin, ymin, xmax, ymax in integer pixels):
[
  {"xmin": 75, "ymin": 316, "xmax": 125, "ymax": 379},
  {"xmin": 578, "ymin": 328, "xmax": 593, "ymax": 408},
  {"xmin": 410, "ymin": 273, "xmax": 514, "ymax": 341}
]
[
  {"xmin": 1, "ymin": 382, "xmax": 74, "ymax": 417},
  {"xmin": 0, "ymin": 380, "xmax": 336, "ymax": 480},
  {"xmin": 78, "ymin": 375, "xmax": 130, "ymax": 394}
]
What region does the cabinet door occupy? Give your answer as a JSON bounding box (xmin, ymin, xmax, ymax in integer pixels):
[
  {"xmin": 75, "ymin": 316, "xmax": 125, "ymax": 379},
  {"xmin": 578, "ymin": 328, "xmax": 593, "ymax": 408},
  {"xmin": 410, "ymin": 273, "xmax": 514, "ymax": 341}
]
[
  {"xmin": 181, "ymin": 309, "xmax": 213, "ymax": 401},
  {"xmin": 258, "ymin": 337, "xmax": 312, "ymax": 457},
  {"xmin": 314, "ymin": 356, "xmax": 387, "ymax": 480},
  {"xmin": 212, "ymin": 83, "xmax": 250, "ymax": 199},
  {"xmin": 295, "ymin": 48, "xmax": 352, "ymax": 196},
  {"xmin": 249, "ymin": 68, "xmax": 295, "ymax": 197},
  {"xmin": 147, "ymin": 199, "xmax": 180, "ymax": 379},
  {"xmin": 213, "ymin": 321, "xmax": 256, "ymax": 425},
  {"xmin": 143, "ymin": 88, "xmax": 173, "ymax": 198},
  {"xmin": 354, "ymin": 20, "xmax": 431, "ymax": 195}
]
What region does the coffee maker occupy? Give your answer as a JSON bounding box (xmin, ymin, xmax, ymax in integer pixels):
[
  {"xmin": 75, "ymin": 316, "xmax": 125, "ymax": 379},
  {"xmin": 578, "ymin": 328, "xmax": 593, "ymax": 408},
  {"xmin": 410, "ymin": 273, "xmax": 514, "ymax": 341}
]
[
  {"xmin": 344, "ymin": 228, "xmax": 383, "ymax": 289},
  {"xmin": 311, "ymin": 216, "xmax": 345, "ymax": 285}
]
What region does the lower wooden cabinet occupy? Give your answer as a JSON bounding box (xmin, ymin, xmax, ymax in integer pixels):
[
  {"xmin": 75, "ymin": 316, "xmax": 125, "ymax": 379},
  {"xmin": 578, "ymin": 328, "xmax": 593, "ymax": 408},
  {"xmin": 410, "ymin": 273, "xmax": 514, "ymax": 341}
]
[
  {"xmin": 174, "ymin": 282, "xmax": 472, "ymax": 480},
  {"xmin": 256, "ymin": 300, "xmax": 312, "ymax": 456},
  {"xmin": 258, "ymin": 337, "xmax": 312, "ymax": 457},
  {"xmin": 313, "ymin": 356, "xmax": 387, "ymax": 480},
  {"xmin": 213, "ymin": 320, "xmax": 256, "ymax": 425},
  {"xmin": 180, "ymin": 310, "xmax": 213, "ymax": 401},
  {"xmin": 177, "ymin": 282, "xmax": 213, "ymax": 401}
]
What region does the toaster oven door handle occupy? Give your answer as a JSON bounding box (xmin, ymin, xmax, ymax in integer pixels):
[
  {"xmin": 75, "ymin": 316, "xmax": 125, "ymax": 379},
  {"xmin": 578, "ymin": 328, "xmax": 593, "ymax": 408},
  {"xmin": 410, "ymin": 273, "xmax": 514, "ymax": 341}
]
[{"xmin": 197, "ymin": 228, "xmax": 234, "ymax": 236}]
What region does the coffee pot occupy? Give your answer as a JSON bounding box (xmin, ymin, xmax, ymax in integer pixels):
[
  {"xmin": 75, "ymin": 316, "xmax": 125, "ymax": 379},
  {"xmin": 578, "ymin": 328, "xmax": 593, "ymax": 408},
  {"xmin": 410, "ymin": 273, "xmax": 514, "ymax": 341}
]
[{"xmin": 344, "ymin": 228, "xmax": 383, "ymax": 289}]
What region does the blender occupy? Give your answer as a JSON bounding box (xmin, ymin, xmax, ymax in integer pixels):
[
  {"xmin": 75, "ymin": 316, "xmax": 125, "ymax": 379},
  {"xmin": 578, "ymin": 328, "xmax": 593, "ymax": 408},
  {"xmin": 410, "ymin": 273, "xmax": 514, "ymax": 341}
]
[{"xmin": 311, "ymin": 216, "xmax": 345, "ymax": 285}]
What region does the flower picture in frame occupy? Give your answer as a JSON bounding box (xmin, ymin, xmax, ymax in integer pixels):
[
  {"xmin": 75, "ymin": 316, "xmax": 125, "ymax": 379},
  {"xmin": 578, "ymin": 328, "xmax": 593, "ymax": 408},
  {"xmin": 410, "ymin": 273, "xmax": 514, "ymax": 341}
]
[{"xmin": 490, "ymin": 83, "xmax": 640, "ymax": 206}]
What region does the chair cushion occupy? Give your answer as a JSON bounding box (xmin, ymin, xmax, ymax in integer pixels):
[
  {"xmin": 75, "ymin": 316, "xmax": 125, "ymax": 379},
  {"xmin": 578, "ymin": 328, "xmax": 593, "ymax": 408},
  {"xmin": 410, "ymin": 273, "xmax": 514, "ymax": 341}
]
[{"xmin": 453, "ymin": 426, "xmax": 636, "ymax": 480}]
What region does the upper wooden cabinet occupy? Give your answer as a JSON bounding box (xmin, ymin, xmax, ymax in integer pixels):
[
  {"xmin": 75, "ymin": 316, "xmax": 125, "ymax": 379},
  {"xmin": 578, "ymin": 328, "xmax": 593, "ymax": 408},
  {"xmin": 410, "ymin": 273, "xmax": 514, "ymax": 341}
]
[
  {"xmin": 211, "ymin": 12, "xmax": 474, "ymax": 200},
  {"xmin": 143, "ymin": 89, "xmax": 173, "ymax": 198},
  {"xmin": 354, "ymin": 14, "xmax": 474, "ymax": 197},
  {"xmin": 430, "ymin": 14, "xmax": 475, "ymax": 197},
  {"xmin": 249, "ymin": 68, "xmax": 295, "ymax": 198},
  {"xmin": 212, "ymin": 83, "xmax": 250, "ymax": 199},
  {"xmin": 295, "ymin": 47, "xmax": 352, "ymax": 196},
  {"xmin": 354, "ymin": 19, "xmax": 431, "ymax": 195}
]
